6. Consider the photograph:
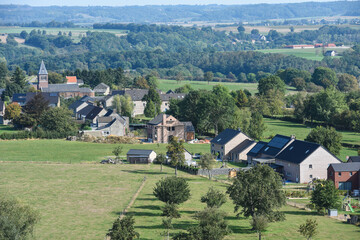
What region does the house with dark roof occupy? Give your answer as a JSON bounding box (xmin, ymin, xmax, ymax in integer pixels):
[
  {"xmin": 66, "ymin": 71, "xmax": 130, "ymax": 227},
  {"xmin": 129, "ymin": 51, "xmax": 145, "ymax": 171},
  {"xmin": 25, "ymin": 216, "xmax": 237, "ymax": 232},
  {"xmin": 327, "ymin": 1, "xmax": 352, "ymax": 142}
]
[
  {"xmin": 68, "ymin": 100, "xmax": 90, "ymax": 116},
  {"xmin": 275, "ymin": 139, "xmax": 341, "ymax": 183},
  {"xmin": 247, "ymin": 135, "xmax": 294, "ymax": 165},
  {"xmin": 211, "ymin": 128, "xmax": 253, "ymax": 161},
  {"xmin": 94, "ymin": 83, "xmax": 110, "ymax": 96},
  {"xmin": 76, "ymin": 105, "xmax": 107, "ymax": 124},
  {"xmin": 247, "ymin": 141, "xmax": 267, "ymax": 164},
  {"xmin": 328, "ymin": 162, "xmax": 360, "ymax": 191},
  {"xmin": 25, "ymin": 92, "xmax": 60, "ymax": 107},
  {"xmin": 160, "ymin": 93, "xmax": 186, "ymax": 112},
  {"xmin": 42, "ymin": 84, "xmax": 94, "ymax": 99},
  {"xmin": 146, "ymin": 113, "xmax": 194, "ymax": 143},
  {"xmin": 12, "ymin": 93, "xmax": 27, "ymax": 106},
  {"xmin": 82, "ymin": 113, "xmax": 129, "ymax": 137},
  {"xmin": 348, "ymin": 156, "xmax": 360, "ymax": 163},
  {"xmin": 127, "ymin": 149, "xmax": 157, "ymax": 164}
]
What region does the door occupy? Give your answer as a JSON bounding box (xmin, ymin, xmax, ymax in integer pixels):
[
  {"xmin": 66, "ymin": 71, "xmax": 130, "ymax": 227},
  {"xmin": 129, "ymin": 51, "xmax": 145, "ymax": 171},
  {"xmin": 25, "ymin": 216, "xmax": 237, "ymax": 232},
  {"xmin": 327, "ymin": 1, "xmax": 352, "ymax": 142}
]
[{"xmin": 339, "ymin": 182, "xmax": 352, "ymax": 190}]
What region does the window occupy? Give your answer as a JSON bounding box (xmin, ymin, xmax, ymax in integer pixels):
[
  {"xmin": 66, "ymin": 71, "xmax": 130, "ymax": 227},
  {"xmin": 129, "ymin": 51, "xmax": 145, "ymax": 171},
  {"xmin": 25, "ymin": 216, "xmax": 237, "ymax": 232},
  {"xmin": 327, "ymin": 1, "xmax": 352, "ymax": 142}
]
[
  {"xmin": 212, "ymin": 144, "xmax": 214, "ymax": 147},
  {"xmin": 167, "ymin": 127, "xmax": 171, "ymax": 131},
  {"xmin": 264, "ymin": 147, "xmax": 269, "ymax": 151},
  {"xmin": 305, "ymin": 150, "xmax": 309, "ymax": 154},
  {"xmin": 165, "ymin": 103, "xmax": 168, "ymax": 106},
  {"xmin": 172, "ymin": 127, "xmax": 175, "ymax": 131},
  {"xmin": 330, "ymin": 171, "xmax": 333, "ymax": 176},
  {"xmin": 309, "ymin": 175, "xmax": 313, "ymax": 179},
  {"xmin": 289, "ymin": 146, "xmax": 293, "ymax": 150},
  {"xmin": 143, "ymin": 103, "xmax": 146, "ymax": 106},
  {"xmin": 286, "ymin": 172, "xmax": 292, "ymax": 177},
  {"xmin": 288, "ymin": 163, "xmax": 290, "ymax": 167},
  {"xmin": 221, "ymin": 146, "xmax": 224, "ymax": 149},
  {"xmin": 350, "ymin": 172, "xmax": 353, "ymax": 176},
  {"xmin": 309, "ymin": 164, "xmax": 312, "ymax": 169},
  {"xmin": 338, "ymin": 172, "xmax": 342, "ymax": 176}
]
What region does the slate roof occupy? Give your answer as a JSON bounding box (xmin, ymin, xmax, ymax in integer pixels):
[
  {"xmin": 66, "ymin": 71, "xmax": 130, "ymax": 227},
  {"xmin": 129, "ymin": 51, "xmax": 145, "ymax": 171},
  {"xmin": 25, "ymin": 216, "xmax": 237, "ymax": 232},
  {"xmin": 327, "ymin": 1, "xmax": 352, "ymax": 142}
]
[
  {"xmin": 42, "ymin": 84, "xmax": 93, "ymax": 93},
  {"xmin": 166, "ymin": 90, "xmax": 175, "ymax": 94},
  {"xmin": 68, "ymin": 100, "xmax": 88, "ymax": 110},
  {"xmin": 26, "ymin": 92, "xmax": 59, "ymax": 106},
  {"xmin": 98, "ymin": 116, "xmax": 113, "ymax": 124},
  {"xmin": 77, "ymin": 105, "xmax": 95, "ymax": 116},
  {"xmin": 330, "ymin": 162, "xmax": 360, "ymax": 172},
  {"xmin": 12, "ymin": 93, "xmax": 26, "ymax": 103},
  {"xmin": 259, "ymin": 134, "xmax": 293, "ymax": 157},
  {"xmin": 230, "ymin": 139, "xmax": 255, "ymax": 154},
  {"xmin": 127, "ymin": 149, "xmax": 154, "ymax": 156},
  {"xmin": 85, "ymin": 106, "xmax": 104, "ymax": 120},
  {"xmin": 183, "ymin": 121, "xmax": 195, "ymax": 132},
  {"xmin": 38, "ymin": 60, "xmax": 48, "ymax": 75},
  {"xmin": 348, "ymin": 156, "xmax": 360, "ymax": 163},
  {"xmin": 276, "ymin": 139, "xmax": 323, "ymax": 164},
  {"xmin": 160, "ymin": 93, "xmax": 186, "ymax": 101},
  {"xmin": 148, "ymin": 113, "xmax": 168, "ymax": 125},
  {"xmin": 94, "ymin": 83, "xmax": 110, "ymax": 91},
  {"xmin": 247, "ymin": 141, "xmax": 267, "ymax": 157},
  {"xmin": 210, "ymin": 128, "xmax": 241, "ymax": 145}
]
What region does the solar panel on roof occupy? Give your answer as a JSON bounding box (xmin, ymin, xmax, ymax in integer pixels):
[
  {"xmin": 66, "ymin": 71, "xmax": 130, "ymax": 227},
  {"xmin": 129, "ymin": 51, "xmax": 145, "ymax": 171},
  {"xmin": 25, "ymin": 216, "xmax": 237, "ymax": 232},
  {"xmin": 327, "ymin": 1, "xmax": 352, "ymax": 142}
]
[
  {"xmin": 249, "ymin": 143, "xmax": 265, "ymax": 153},
  {"xmin": 268, "ymin": 137, "xmax": 289, "ymax": 149}
]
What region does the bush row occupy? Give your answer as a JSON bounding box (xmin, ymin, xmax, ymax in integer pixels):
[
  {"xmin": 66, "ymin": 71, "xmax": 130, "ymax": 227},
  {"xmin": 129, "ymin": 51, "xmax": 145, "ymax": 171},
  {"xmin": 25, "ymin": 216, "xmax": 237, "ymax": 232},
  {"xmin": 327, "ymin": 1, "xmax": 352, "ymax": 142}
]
[
  {"xmin": 284, "ymin": 190, "xmax": 309, "ymax": 198},
  {"xmin": 0, "ymin": 130, "xmax": 74, "ymax": 140}
]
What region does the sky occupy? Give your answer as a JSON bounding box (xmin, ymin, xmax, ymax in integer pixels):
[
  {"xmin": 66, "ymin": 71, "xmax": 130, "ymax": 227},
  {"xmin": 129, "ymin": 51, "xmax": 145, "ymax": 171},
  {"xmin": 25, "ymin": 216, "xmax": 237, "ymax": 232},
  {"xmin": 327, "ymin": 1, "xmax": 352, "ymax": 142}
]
[{"xmin": 2, "ymin": 0, "xmax": 334, "ymax": 7}]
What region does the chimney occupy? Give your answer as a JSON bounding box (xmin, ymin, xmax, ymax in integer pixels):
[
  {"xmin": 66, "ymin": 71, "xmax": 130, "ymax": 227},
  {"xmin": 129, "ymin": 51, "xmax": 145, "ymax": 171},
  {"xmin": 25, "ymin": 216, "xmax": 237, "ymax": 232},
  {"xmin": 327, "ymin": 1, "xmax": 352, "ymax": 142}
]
[
  {"xmin": 162, "ymin": 114, "xmax": 166, "ymax": 125},
  {"xmin": 291, "ymin": 135, "xmax": 296, "ymax": 139}
]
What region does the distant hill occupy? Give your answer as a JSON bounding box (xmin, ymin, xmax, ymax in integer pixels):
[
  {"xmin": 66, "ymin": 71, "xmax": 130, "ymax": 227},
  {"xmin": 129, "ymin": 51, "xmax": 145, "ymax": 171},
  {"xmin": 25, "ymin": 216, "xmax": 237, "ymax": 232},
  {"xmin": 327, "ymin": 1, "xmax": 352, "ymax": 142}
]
[{"xmin": 0, "ymin": 1, "xmax": 359, "ymax": 24}]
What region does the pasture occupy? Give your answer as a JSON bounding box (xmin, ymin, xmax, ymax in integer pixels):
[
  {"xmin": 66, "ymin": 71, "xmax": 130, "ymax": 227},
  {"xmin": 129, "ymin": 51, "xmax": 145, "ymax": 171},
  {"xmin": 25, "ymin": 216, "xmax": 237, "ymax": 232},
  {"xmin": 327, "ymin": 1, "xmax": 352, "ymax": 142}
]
[
  {"xmin": 264, "ymin": 118, "xmax": 360, "ymax": 161},
  {"xmin": 1, "ymin": 162, "xmax": 360, "ymax": 239},
  {"xmin": 258, "ymin": 47, "xmax": 349, "ymax": 61},
  {"xmin": 158, "ymin": 79, "xmax": 297, "ymax": 95}
]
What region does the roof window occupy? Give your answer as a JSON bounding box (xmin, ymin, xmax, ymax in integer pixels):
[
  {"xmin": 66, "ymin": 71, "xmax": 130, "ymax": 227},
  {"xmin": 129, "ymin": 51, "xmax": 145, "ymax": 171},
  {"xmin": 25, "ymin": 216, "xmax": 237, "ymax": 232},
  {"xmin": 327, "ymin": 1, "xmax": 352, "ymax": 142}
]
[
  {"xmin": 289, "ymin": 146, "xmax": 293, "ymax": 150},
  {"xmin": 217, "ymin": 138, "xmax": 221, "ymax": 142},
  {"xmin": 264, "ymin": 147, "xmax": 269, "ymax": 151},
  {"xmin": 305, "ymin": 150, "xmax": 309, "ymax": 154}
]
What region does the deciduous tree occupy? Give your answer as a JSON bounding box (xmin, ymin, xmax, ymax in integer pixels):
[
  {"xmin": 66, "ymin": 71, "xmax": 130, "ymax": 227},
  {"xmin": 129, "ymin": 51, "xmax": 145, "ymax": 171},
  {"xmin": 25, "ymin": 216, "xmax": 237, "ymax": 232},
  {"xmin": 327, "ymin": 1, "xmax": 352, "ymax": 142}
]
[
  {"xmin": 153, "ymin": 176, "xmax": 190, "ymax": 205},
  {"xmin": 305, "ymin": 126, "xmax": 342, "ymax": 155},
  {"xmin": 310, "ymin": 180, "xmax": 340, "ymax": 214},
  {"xmin": 298, "ymin": 219, "xmax": 318, "ymax": 240},
  {"xmin": 39, "ymin": 107, "xmax": 77, "ymax": 134},
  {"xmin": 167, "ymin": 136, "xmax": 185, "ymax": 176},
  {"xmin": 247, "ymin": 112, "xmax": 266, "ymax": 140},
  {"xmin": 250, "ymin": 214, "xmax": 268, "ymax": 240},
  {"xmin": 201, "ymin": 187, "xmax": 227, "ymax": 208},
  {"xmin": 4, "ymin": 102, "xmax": 21, "ymax": 121},
  {"xmin": 107, "ymin": 215, "xmax": 139, "ymax": 240},
  {"xmin": 199, "ymin": 153, "xmax": 216, "ymax": 179}
]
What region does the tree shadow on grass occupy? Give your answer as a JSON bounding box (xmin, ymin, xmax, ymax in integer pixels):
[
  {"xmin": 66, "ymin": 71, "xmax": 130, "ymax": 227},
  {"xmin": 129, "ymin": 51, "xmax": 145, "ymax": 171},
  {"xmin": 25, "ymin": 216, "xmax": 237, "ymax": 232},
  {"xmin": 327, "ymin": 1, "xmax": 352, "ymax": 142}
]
[
  {"xmin": 283, "ymin": 210, "xmax": 317, "ymax": 216},
  {"xmin": 134, "ymin": 205, "xmax": 161, "ymax": 211},
  {"xmin": 180, "ymin": 210, "xmax": 197, "ymax": 215},
  {"xmin": 136, "ymin": 197, "xmax": 157, "ymax": 201},
  {"xmin": 121, "ymin": 170, "xmax": 167, "ymax": 175},
  {"xmin": 125, "ymin": 211, "xmax": 161, "ymax": 217},
  {"xmin": 136, "ymin": 224, "xmax": 163, "ymax": 229},
  {"xmin": 229, "ymin": 225, "xmax": 254, "ymax": 234}
]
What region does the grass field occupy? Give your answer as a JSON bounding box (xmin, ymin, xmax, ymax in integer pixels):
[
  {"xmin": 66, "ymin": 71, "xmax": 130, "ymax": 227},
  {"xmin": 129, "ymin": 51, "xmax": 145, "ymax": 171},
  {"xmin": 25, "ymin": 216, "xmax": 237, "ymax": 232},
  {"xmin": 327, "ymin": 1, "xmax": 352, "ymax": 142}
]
[
  {"xmin": 264, "ymin": 118, "xmax": 359, "ymax": 161},
  {"xmin": 257, "ymin": 47, "xmax": 349, "ymax": 61},
  {"xmin": 158, "ymin": 79, "xmax": 297, "ymax": 95},
  {"xmin": 1, "ymin": 162, "xmax": 360, "ymax": 240},
  {"xmin": 0, "ymin": 139, "xmax": 210, "ymax": 163}
]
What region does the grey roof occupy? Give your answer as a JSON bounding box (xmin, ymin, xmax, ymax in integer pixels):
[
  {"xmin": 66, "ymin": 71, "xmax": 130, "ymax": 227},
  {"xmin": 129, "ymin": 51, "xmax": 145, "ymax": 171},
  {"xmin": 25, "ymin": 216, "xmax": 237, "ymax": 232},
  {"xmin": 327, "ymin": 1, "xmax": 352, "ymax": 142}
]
[
  {"xmin": 77, "ymin": 105, "xmax": 95, "ymax": 116},
  {"xmin": 69, "ymin": 100, "xmax": 89, "ymax": 110},
  {"xmin": 42, "ymin": 84, "xmax": 93, "ymax": 93},
  {"xmin": 183, "ymin": 121, "xmax": 195, "ymax": 132},
  {"xmin": 127, "ymin": 149, "xmax": 154, "ymax": 156},
  {"xmin": 38, "ymin": 60, "xmax": 48, "ymax": 75},
  {"xmin": 98, "ymin": 116, "xmax": 113, "ymax": 124},
  {"xmin": 79, "ymin": 87, "xmax": 93, "ymax": 93},
  {"xmin": 247, "ymin": 141, "xmax": 267, "ymax": 157},
  {"xmin": 166, "ymin": 90, "xmax": 175, "ymax": 94},
  {"xmin": 259, "ymin": 134, "xmax": 293, "ymax": 157},
  {"xmin": 230, "ymin": 139, "xmax": 255, "ymax": 154},
  {"xmin": 160, "ymin": 93, "xmax": 186, "ymax": 101},
  {"xmin": 330, "ymin": 162, "xmax": 360, "ymax": 172},
  {"xmin": 111, "ymin": 89, "xmax": 149, "ymax": 101},
  {"xmin": 276, "ymin": 139, "xmax": 341, "ymax": 164},
  {"xmin": 26, "ymin": 92, "xmax": 59, "ymax": 106},
  {"xmin": 85, "ymin": 106, "xmax": 104, "ymax": 120},
  {"xmin": 94, "ymin": 83, "xmax": 110, "ymax": 91},
  {"xmin": 348, "ymin": 156, "xmax": 360, "ymax": 162},
  {"xmin": 148, "ymin": 113, "xmax": 168, "ymax": 125},
  {"xmin": 210, "ymin": 128, "xmax": 241, "ymax": 145},
  {"xmin": 12, "ymin": 93, "xmax": 26, "ymax": 103}
]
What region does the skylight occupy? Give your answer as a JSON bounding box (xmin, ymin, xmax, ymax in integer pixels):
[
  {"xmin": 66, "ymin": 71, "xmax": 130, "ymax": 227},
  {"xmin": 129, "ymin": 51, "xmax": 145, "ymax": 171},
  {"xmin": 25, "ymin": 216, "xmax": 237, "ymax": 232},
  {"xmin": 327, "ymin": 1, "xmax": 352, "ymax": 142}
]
[
  {"xmin": 217, "ymin": 138, "xmax": 221, "ymax": 142},
  {"xmin": 289, "ymin": 146, "xmax": 293, "ymax": 150},
  {"xmin": 264, "ymin": 147, "xmax": 269, "ymax": 151},
  {"xmin": 305, "ymin": 150, "xmax": 309, "ymax": 154}
]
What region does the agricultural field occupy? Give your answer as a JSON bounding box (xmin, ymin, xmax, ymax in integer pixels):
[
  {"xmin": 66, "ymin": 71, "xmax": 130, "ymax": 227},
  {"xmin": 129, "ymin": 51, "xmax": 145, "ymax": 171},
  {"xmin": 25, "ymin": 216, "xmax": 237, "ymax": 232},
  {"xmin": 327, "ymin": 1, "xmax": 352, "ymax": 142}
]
[
  {"xmin": 258, "ymin": 47, "xmax": 350, "ymax": 61},
  {"xmin": 0, "ymin": 139, "xmax": 210, "ymax": 163},
  {"xmin": 1, "ymin": 162, "xmax": 359, "ymax": 239},
  {"xmin": 264, "ymin": 118, "xmax": 360, "ymax": 161},
  {"xmin": 158, "ymin": 79, "xmax": 297, "ymax": 95}
]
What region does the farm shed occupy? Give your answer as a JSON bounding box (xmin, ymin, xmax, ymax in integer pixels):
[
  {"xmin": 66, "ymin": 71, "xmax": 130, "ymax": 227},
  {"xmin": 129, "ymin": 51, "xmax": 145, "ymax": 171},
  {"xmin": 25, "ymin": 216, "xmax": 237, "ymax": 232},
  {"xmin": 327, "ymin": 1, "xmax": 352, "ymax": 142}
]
[{"xmin": 127, "ymin": 149, "xmax": 157, "ymax": 164}]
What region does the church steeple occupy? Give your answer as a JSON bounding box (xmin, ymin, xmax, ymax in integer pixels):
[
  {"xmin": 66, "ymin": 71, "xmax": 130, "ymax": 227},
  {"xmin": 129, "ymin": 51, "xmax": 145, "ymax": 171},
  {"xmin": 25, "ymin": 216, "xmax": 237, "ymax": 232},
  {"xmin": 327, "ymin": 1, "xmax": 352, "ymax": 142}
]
[{"xmin": 37, "ymin": 60, "xmax": 48, "ymax": 90}]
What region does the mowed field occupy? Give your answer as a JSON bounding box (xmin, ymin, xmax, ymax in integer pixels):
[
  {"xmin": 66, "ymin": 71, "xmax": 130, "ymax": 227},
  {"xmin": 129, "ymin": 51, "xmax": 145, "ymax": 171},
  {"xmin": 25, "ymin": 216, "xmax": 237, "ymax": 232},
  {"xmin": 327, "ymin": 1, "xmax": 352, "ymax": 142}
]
[
  {"xmin": 258, "ymin": 47, "xmax": 349, "ymax": 61},
  {"xmin": 263, "ymin": 118, "xmax": 360, "ymax": 161},
  {"xmin": 158, "ymin": 79, "xmax": 297, "ymax": 95},
  {"xmin": 1, "ymin": 162, "xmax": 360, "ymax": 239}
]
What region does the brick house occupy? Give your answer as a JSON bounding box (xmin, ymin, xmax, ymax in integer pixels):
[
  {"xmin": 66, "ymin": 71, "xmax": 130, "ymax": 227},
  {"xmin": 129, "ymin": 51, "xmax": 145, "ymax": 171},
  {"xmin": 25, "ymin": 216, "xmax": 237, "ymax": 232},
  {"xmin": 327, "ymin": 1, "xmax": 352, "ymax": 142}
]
[
  {"xmin": 211, "ymin": 129, "xmax": 253, "ymax": 161},
  {"xmin": 328, "ymin": 162, "xmax": 360, "ymax": 191},
  {"xmin": 275, "ymin": 140, "xmax": 341, "ymax": 183},
  {"xmin": 146, "ymin": 114, "xmax": 194, "ymax": 143}
]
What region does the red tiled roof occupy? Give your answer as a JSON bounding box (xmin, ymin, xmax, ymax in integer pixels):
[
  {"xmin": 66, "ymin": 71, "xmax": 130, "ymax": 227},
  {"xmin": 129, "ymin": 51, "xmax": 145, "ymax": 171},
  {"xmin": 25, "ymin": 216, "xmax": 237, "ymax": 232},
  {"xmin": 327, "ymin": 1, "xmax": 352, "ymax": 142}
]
[{"xmin": 66, "ymin": 76, "xmax": 77, "ymax": 83}]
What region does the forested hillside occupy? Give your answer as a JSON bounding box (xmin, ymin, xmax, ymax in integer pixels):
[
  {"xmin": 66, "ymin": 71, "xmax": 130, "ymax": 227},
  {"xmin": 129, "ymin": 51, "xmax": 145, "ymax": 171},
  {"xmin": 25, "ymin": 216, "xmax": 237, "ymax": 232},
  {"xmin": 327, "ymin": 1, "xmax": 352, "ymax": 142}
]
[{"xmin": 1, "ymin": 1, "xmax": 359, "ymax": 24}]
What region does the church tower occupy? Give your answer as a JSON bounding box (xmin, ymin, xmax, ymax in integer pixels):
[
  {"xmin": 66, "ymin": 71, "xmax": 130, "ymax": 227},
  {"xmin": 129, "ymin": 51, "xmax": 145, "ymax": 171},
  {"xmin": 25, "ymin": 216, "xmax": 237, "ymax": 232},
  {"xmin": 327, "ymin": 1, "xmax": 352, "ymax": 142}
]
[{"xmin": 37, "ymin": 60, "xmax": 48, "ymax": 90}]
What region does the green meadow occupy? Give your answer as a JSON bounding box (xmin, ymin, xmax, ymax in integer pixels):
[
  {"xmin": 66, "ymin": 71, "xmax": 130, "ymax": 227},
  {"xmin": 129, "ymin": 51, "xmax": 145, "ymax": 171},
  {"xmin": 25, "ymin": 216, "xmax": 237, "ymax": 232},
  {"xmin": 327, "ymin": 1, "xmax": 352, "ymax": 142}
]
[
  {"xmin": 257, "ymin": 48, "xmax": 348, "ymax": 61},
  {"xmin": 1, "ymin": 162, "xmax": 359, "ymax": 240}
]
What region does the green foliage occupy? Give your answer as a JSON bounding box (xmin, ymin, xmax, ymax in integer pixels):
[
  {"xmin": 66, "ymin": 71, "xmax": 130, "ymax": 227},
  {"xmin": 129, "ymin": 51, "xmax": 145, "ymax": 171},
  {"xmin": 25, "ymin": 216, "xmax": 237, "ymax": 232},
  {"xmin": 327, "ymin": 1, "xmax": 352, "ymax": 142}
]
[
  {"xmin": 310, "ymin": 180, "xmax": 341, "ymax": 214},
  {"xmin": 39, "ymin": 107, "xmax": 77, "ymax": 135},
  {"xmin": 247, "ymin": 112, "xmax": 266, "ymax": 140},
  {"xmin": 204, "ymin": 71, "xmax": 214, "ymax": 84},
  {"xmin": 201, "ymin": 187, "xmax": 227, "ymax": 208},
  {"xmin": 298, "ymin": 219, "xmax": 318, "ymax": 240},
  {"xmin": 0, "ymin": 195, "xmax": 40, "ymax": 240},
  {"xmin": 198, "ymin": 153, "xmax": 216, "ymax": 179},
  {"xmin": 112, "ymin": 95, "xmax": 122, "ymax": 114},
  {"xmin": 167, "ymin": 136, "xmax": 185, "ymax": 175},
  {"xmin": 0, "ymin": 61, "xmax": 8, "ymax": 88},
  {"xmin": 312, "ymin": 67, "xmax": 338, "ymax": 89},
  {"xmin": 113, "ymin": 145, "xmax": 123, "ymax": 160},
  {"xmin": 23, "ymin": 93, "xmax": 50, "ymax": 126},
  {"xmin": 143, "ymin": 88, "xmax": 161, "ymax": 115},
  {"xmin": 119, "ymin": 94, "xmax": 134, "ymax": 118},
  {"xmin": 250, "ymin": 214, "xmax": 268, "ymax": 240},
  {"xmin": 107, "ymin": 215, "xmax": 140, "ymax": 240},
  {"xmin": 258, "ymin": 75, "xmax": 285, "ymax": 96},
  {"xmin": 153, "ymin": 176, "xmax": 190, "ymax": 205},
  {"xmin": 144, "ymin": 100, "xmax": 156, "ymax": 118},
  {"xmin": 4, "ymin": 102, "xmax": 21, "ymax": 120},
  {"xmin": 174, "ymin": 84, "xmax": 193, "ymax": 93},
  {"xmin": 48, "ymin": 71, "xmax": 64, "ymax": 84},
  {"xmin": 155, "ymin": 153, "xmax": 167, "ymax": 172},
  {"xmin": 337, "ymin": 73, "xmax": 358, "ymax": 92},
  {"xmin": 231, "ymin": 89, "xmax": 248, "ymax": 108},
  {"xmin": 305, "ymin": 126, "xmax": 342, "ymax": 155},
  {"xmin": 11, "ymin": 66, "xmax": 27, "ymax": 89},
  {"xmin": 161, "ymin": 203, "xmax": 181, "ymax": 218},
  {"xmin": 227, "ymin": 164, "xmax": 286, "ymax": 219}
]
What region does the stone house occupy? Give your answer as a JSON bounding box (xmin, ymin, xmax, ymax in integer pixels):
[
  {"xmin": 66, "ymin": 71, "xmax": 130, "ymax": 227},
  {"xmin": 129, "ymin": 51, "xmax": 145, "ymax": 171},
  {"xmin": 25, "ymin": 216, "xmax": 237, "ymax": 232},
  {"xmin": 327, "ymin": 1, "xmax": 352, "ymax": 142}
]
[
  {"xmin": 160, "ymin": 93, "xmax": 186, "ymax": 112},
  {"xmin": 146, "ymin": 114, "xmax": 194, "ymax": 143},
  {"xmin": 275, "ymin": 139, "xmax": 341, "ymax": 183},
  {"xmin": 68, "ymin": 100, "xmax": 90, "ymax": 116},
  {"xmin": 77, "ymin": 105, "xmax": 107, "ymax": 124},
  {"xmin": 347, "ymin": 156, "xmax": 360, "ymax": 163},
  {"xmin": 328, "ymin": 162, "xmax": 360, "ymax": 191},
  {"xmin": 82, "ymin": 114, "xmax": 129, "ymax": 137},
  {"xmin": 94, "ymin": 83, "xmax": 110, "ymax": 96},
  {"xmin": 127, "ymin": 149, "xmax": 157, "ymax": 164},
  {"xmin": 211, "ymin": 128, "xmax": 253, "ymax": 161},
  {"xmin": 12, "ymin": 93, "xmax": 27, "ymax": 106}
]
